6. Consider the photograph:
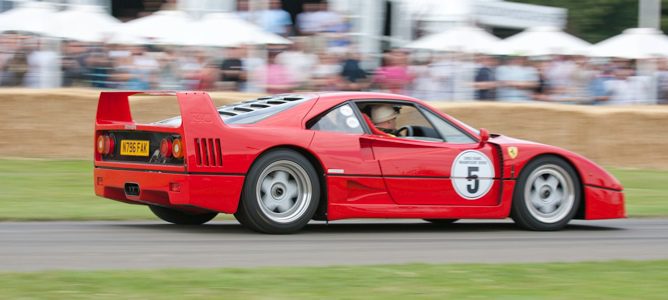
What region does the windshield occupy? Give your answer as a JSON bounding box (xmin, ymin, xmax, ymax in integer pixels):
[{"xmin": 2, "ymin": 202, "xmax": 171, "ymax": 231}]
[{"xmin": 447, "ymin": 114, "xmax": 480, "ymax": 136}]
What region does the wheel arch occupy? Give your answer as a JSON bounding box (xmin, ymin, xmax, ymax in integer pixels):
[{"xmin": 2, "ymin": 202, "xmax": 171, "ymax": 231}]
[{"xmin": 240, "ymin": 144, "xmax": 328, "ymax": 220}]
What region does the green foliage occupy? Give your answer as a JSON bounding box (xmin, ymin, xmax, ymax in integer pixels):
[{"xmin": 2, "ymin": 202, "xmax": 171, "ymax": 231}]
[
  {"xmin": 510, "ymin": 0, "xmax": 664, "ymax": 43},
  {"xmin": 0, "ymin": 261, "xmax": 667, "ymax": 299}
]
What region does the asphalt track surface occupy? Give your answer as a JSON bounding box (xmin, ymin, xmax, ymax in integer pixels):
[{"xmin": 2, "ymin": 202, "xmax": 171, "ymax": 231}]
[{"xmin": 1, "ymin": 219, "xmax": 667, "ymax": 271}]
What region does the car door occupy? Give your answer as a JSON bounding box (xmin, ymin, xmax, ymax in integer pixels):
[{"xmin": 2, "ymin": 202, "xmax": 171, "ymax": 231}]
[
  {"xmin": 358, "ymin": 101, "xmax": 502, "ymax": 206},
  {"xmin": 308, "ymin": 103, "xmax": 380, "ymax": 176},
  {"xmin": 307, "ymin": 103, "xmax": 394, "ymax": 206}
]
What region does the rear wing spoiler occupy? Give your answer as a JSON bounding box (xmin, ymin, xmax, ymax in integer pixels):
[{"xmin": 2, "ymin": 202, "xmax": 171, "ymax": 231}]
[
  {"xmin": 96, "ymin": 91, "xmax": 229, "ymax": 171},
  {"xmin": 96, "ymin": 91, "xmax": 227, "ymax": 133}
]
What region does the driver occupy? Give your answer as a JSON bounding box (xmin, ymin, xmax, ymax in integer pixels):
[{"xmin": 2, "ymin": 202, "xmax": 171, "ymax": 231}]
[{"xmin": 370, "ymin": 104, "xmax": 399, "ymax": 135}]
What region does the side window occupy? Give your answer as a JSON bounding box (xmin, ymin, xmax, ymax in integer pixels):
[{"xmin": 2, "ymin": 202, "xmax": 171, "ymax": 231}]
[
  {"xmin": 309, "ymin": 104, "xmax": 364, "ymax": 134},
  {"xmin": 421, "ymin": 108, "xmax": 476, "ymax": 144},
  {"xmin": 357, "ymin": 101, "xmax": 443, "ymax": 142}
]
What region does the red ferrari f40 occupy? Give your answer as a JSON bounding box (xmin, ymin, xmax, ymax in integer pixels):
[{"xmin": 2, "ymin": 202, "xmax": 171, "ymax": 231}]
[{"xmin": 94, "ymin": 92, "xmax": 624, "ymax": 233}]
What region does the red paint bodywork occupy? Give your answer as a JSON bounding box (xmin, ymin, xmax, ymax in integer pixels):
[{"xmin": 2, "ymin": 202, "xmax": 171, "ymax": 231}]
[{"xmin": 94, "ymin": 91, "xmax": 625, "ymax": 221}]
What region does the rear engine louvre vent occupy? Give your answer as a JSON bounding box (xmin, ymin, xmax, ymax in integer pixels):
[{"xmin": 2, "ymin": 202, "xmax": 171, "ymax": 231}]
[
  {"xmin": 216, "ymin": 94, "xmax": 310, "ymax": 123},
  {"xmin": 194, "ymin": 138, "xmax": 222, "ymax": 167}
]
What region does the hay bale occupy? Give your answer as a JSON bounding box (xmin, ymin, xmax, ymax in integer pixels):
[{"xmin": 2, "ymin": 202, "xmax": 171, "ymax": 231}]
[
  {"xmin": 432, "ymin": 102, "xmax": 668, "ymax": 169},
  {"xmin": 1, "ymin": 89, "xmax": 667, "ymax": 169}
]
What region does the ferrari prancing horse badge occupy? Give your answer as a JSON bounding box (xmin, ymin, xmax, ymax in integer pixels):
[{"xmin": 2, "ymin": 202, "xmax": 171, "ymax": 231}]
[{"xmin": 508, "ymin": 147, "xmax": 518, "ymax": 159}]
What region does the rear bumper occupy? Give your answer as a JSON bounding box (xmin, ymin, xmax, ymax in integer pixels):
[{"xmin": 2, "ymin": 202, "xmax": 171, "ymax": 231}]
[
  {"xmin": 94, "ymin": 167, "xmax": 244, "ymax": 214},
  {"xmin": 584, "ymin": 185, "xmax": 625, "ymax": 220}
]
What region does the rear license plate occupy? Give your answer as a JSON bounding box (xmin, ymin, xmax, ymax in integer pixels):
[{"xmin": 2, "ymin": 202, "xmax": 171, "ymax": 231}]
[{"xmin": 120, "ymin": 140, "xmax": 150, "ymax": 156}]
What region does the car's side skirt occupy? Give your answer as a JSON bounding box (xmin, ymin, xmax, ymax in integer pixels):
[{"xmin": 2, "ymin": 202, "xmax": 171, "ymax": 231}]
[{"xmin": 327, "ymin": 180, "xmax": 515, "ymax": 220}]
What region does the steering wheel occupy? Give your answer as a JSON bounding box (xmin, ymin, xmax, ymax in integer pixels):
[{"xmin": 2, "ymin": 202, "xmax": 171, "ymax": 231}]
[{"xmin": 396, "ymin": 125, "xmax": 414, "ymax": 137}]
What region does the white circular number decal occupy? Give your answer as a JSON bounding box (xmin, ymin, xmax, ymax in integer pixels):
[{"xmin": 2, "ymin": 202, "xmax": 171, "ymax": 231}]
[
  {"xmin": 451, "ymin": 150, "xmax": 494, "ymax": 200},
  {"xmin": 346, "ymin": 117, "xmax": 360, "ymax": 128},
  {"xmin": 339, "ymin": 105, "xmax": 353, "ymax": 116}
]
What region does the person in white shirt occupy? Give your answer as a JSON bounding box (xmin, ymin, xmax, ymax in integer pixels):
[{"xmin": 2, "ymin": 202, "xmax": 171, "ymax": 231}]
[
  {"xmin": 276, "ymin": 38, "xmax": 318, "ymax": 89},
  {"xmin": 313, "ymin": 1, "xmax": 344, "ymax": 33},
  {"xmin": 546, "ymin": 55, "xmax": 577, "ymax": 97},
  {"xmin": 604, "ymin": 66, "xmax": 650, "ymax": 105},
  {"xmin": 496, "ymin": 56, "xmax": 539, "ymax": 102},
  {"xmin": 311, "ymin": 51, "xmax": 342, "ymax": 91},
  {"xmin": 256, "ymin": 0, "xmax": 293, "ymax": 36},
  {"xmin": 24, "ymin": 39, "xmax": 60, "ymax": 88},
  {"xmin": 297, "ymin": 1, "xmax": 344, "ymax": 35},
  {"xmin": 296, "ymin": 2, "xmax": 320, "ymax": 35}
]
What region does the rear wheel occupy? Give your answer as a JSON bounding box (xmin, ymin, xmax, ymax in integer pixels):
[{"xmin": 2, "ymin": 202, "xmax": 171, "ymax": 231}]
[
  {"xmin": 511, "ymin": 156, "xmax": 581, "ymax": 231},
  {"xmin": 234, "ymin": 149, "xmax": 320, "ymax": 234},
  {"xmin": 149, "ymin": 205, "xmax": 217, "ymax": 225},
  {"xmin": 423, "ymin": 219, "xmax": 459, "ymax": 225}
]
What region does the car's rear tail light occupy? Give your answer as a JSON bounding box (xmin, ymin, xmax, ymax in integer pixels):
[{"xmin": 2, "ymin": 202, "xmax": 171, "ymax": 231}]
[
  {"xmin": 160, "ymin": 138, "xmax": 172, "ymax": 158},
  {"xmin": 172, "ymin": 138, "xmax": 184, "ymax": 159},
  {"xmin": 96, "ymin": 135, "xmax": 104, "ymax": 154},
  {"xmin": 96, "ymin": 134, "xmax": 114, "ymax": 155}
]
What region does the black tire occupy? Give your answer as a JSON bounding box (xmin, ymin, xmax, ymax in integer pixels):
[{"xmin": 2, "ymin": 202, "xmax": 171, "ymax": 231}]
[
  {"xmin": 234, "ymin": 149, "xmax": 320, "ymax": 234},
  {"xmin": 149, "ymin": 205, "xmax": 218, "ymax": 225},
  {"xmin": 510, "ymin": 156, "xmax": 581, "ymax": 231},
  {"xmin": 423, "ymin": 219, "xmax": 459, "ymax": 225}
]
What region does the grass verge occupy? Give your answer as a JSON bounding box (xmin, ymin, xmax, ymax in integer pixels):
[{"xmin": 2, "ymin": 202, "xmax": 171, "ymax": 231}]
[
  {"xmin": 0, "ymin": 159, "xmax": 152, "ymax": 220},
  {"xmin": 0, "ymin": 159, "xmax": 666, "ymax": 220},
  {"xmin": 0, "ymin": 261, "xmax": 667, "ymax": 299},
  {"xmin": 608, "ymin": 168, "xmax": 668, "ymax": 217}
]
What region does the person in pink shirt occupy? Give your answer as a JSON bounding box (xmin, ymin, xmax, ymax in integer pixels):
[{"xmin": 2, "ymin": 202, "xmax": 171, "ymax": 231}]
[
  {"xmin": 263, "ymin": 50, "xmax": 295, "ymax": 93},
  {"xmin": 373, "ymin": 49, "xmax": 413, "ymax": 94}
]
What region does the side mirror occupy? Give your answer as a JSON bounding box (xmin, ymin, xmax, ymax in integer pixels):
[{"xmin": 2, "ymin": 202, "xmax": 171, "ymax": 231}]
[{"xmin": 479, "ymin": 128, "xmax": 490, "ymax": 146}]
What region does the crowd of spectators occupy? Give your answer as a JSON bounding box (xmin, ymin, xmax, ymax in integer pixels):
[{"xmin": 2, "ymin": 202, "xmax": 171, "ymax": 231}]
[
  {"xmin": 470, "ymin": 54, "xmax": 667, "ymax": 105},
  {"xmin": 0, "ymin": 0, "xmax": 667, "ymax": 105}
]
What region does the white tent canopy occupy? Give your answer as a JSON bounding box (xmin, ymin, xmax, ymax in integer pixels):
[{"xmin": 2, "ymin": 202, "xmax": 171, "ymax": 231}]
[
  {"xmin": 110, "ymin": 10, "xmax": 194, "ymax": 45},
  {"xmin": 404, "ymin": 25, "xmax": 500, "ymax": 53},
  {"xmin": 0, "ymin": 1, "xmax": 57, "ymax": 36},
  {"xmin": 494, "ymin": 26, "xmax": 591, "ymax": 56},
  {"xmin": 1, "ymin": 4, "xmax": 291, "ymax": 46},
  {"xmin": 111, "ymin": 10, "xmax": 290, "ymax": 46},
  {"xmin": 170, "ymin": 12, "xmax": 291, "ymax": 47},
  {"xmin": 590, "ymin": 28, "xmax": 668, "ymax": 59},
  {"xmin": 0, "ymin": 2, "xmax": 122, "ymax": 42},
  {"xmin": 53, "ymin": 5, "xmax": 121, "ymax": 42}
]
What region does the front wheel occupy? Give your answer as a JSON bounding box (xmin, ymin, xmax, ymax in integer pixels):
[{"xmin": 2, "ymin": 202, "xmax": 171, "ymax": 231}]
[
  {"xmin": 511, "ymin": 156, "xmax": 581, "ymax": 231},
  {"xmin": 234, "ymin": 149, "xmax": 320, "ymax": 234},
  {"xmin": 149, "ymin": 205, "xmax": 218, "ymax": 225}
]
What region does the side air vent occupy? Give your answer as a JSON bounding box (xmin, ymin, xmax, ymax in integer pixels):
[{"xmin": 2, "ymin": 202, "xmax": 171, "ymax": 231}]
[
  {"xmin": 282, "ymin": 97, "xmax": 302, "ymax": 101},
  {"xmin": 233, "ymin": 107, "xmax": 254, "ymax": 112},
  {"xmin": 219, "ymin": 111, "xmax": 237, "ymax": 117},
  {"xmin": 495, "ymin": 144, "xmax": 504, "ymax": 179},
  {"xmin": 193, "ymin": 138, "xmax": 223, "ymax": 167}
]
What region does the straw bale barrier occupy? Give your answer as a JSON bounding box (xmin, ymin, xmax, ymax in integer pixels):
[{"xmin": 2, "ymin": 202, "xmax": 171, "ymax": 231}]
[{"xmin": 1, "ymin": 89, "xmax": 666, "ymax": 169}]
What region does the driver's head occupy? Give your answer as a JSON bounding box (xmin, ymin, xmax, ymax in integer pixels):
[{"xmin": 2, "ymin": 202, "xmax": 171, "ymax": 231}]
[{"xmin": 371, "ymin": 104, "xmax": 399, "ymax": 131}]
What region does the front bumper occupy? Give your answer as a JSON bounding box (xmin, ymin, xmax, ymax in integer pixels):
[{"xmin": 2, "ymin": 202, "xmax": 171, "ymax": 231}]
[
  {"xmin": 94, "ymin": 167, "xmax": 245, "ymax": 214},
  {"xmin": 584, "ymin": 185, "xmax": 625, "ymax": 219}
]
